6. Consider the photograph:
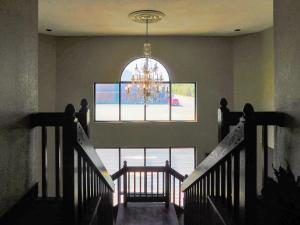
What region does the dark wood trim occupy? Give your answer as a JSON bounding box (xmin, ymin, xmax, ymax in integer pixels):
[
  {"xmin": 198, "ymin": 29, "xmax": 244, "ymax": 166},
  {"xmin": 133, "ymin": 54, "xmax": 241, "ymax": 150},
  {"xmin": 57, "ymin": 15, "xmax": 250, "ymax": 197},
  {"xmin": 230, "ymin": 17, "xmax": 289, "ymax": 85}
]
[
  {"xmin": 0, "ymin": 183, "xmax": 38, "ymax": 225},
  {"xmin": 207, "ymin": 196, "xmax": 235, "ymax": 225},
  {"xmin": 182, "ymin": 121, "xmax": 245, "ymax": 191}
]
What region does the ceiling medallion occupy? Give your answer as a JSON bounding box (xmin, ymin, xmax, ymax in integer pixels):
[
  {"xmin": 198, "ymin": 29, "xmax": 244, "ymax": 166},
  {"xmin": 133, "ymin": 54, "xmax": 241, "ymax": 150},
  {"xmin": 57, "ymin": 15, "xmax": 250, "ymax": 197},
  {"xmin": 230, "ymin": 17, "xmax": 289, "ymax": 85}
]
[
  {"xmin": 125, "ymin": 10, "xmax": 168, "ymax": 103},
  {"xmin": 129, "ymin": 10, "xmax": 165, "ymax": 24}
]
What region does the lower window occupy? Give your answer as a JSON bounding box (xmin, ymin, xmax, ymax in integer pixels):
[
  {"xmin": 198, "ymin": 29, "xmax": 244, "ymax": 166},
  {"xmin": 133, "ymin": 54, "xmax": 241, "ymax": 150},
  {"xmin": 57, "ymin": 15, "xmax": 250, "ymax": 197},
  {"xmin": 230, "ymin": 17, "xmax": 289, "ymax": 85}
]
[{"xmin": 96, "ymin": 147, "xmax": 195, "ymax": 206}]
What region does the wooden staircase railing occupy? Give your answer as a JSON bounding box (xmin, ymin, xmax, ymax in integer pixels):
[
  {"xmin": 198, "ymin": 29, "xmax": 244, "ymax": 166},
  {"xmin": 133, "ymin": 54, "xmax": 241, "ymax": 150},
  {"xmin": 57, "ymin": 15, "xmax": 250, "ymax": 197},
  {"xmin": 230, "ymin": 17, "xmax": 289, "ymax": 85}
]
[
  {"xmin": 30, "ymin": 99, "xmax": 115, "ymax": 225},
  {"xmin": 112, "ymin": 160, "xmax": 186, "ymax": 209},
  {"xmin": 182, "ymin": 98, "xmax": 287, "ymax": 225}
]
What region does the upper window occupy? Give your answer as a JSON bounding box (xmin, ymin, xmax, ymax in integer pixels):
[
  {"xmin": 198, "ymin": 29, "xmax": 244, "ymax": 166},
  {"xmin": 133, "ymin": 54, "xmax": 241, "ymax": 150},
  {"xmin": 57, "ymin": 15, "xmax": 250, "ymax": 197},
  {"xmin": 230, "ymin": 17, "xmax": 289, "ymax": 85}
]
[
  {"xmin": 95, "ymin": 58, "xmax": 196, "ymax": 122},
  {"xmin": 121, "ymin": 58, "xmax": 169, "ymax": 82}
]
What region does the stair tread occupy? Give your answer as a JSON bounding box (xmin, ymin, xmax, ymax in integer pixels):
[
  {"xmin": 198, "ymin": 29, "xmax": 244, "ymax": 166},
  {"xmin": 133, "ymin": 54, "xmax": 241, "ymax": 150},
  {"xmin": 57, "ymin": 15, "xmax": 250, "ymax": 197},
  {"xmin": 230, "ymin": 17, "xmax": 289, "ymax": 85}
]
[{"xmin": 116, "ymin": 202, "xmax": 179, "ymax": 225}]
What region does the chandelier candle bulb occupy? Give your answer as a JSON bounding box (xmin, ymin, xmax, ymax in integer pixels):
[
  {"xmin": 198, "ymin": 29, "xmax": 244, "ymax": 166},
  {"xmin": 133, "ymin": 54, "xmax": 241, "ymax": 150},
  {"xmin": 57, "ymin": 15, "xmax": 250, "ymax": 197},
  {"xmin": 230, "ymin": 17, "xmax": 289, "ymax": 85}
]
[{"xmin": 126, "ymin": 10, "xmax": 167, "ymax": 103}]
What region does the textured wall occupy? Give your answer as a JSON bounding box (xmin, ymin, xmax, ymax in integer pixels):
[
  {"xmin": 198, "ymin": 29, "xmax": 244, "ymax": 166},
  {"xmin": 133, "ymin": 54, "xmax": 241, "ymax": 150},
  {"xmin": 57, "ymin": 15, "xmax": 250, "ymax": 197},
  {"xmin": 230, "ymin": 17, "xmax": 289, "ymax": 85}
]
[
  {"xmin": 0, "ymin": 0, "xmax": 38, "ymax": 216},
  {"xmin": 37, "ymin": 34, "xmax": 57, "ymax": 196},
  {"xmin": 274, "ymin": 0, "xmax": 300, "ymax": 176},
  {"xmin": 55, "ymin": 36, "xmax": 233, "ymax": 164}
]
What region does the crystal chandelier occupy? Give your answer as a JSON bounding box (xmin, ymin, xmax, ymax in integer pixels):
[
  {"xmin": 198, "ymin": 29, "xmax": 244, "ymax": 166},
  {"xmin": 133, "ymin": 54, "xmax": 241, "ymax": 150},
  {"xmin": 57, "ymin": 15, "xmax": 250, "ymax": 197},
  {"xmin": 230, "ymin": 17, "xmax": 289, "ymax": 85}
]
[{"xmin": 125, "ymin": 10, "xmax": 168, "ymax": 103}]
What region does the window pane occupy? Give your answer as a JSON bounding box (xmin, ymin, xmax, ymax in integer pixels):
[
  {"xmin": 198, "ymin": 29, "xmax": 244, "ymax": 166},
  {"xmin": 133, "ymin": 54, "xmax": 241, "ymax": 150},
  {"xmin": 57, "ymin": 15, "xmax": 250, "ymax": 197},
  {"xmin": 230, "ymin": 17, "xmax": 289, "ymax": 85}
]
[
  {"xmin": 121, "ymin": 148, "xmax": 144, "ymax": 166},
  {"xmin": 95, "ymin": 84, "xmax": 119, "ymax": 121},
  {"xmin": 171, "ymin": 83, "xmax": 196, "ymax": 121},
  {"xmin": 171, "ymin": 148, "xmax": 195, "ymax": 176},
  {"xmin": 146, "ymin": 148, "xmax": 169, "ymax": 166},
  {"xmin": 120, "ymin": 83, "xmax": 145, "ymax": 121},
  {"xmin": 96, "ymin": 148, "xmax": 119, "ymax": 206},
  {"xmin": 95, "ymin": 148, "xmax": 119, "ymax": 174},
  {"xmin": 121, "ymin": 58, "xmax": 169, "ymax": 82},
  {"xmin": 146, "ymin": 83, "xmax": 170, "ymax": 121}
]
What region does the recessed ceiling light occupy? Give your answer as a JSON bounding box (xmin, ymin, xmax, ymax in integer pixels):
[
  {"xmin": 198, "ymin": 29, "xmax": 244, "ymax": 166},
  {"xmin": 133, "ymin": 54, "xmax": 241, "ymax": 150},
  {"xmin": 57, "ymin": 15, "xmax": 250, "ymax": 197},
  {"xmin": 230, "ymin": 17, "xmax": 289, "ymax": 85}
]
[
  {"xmin": 234, "ymin": 29, "xmax": 241, "ymax": 32},
  {"xmin": 46, "ymin": 29, "xmax": 52, "ymax": 32}
]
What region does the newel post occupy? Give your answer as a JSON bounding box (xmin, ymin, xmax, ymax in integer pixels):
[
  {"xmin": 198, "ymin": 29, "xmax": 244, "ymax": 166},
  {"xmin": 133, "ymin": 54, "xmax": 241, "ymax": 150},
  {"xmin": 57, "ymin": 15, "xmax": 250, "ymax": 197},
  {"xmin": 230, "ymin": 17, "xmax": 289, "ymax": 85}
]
[
  {"xmin": 77, "ymin": 98, "xmax": 90, "ymax": 137},
  {"xmin": 243, "ymin": 103, "xmax": 257, "ymax": 225},
  {"xmin": 165, "ymin": 160, "xmax": 170, "ymax": 208},
  {"xmin": 218, "ymin": 98, "xmax": 230, "ymax": 142},
  {"xmin": 63, "ymin": 104, "xmax": 78, "ymax": 224},
  {"xmin": 123, "ymin": 161, "xmax": 128, "ymax": 207}
]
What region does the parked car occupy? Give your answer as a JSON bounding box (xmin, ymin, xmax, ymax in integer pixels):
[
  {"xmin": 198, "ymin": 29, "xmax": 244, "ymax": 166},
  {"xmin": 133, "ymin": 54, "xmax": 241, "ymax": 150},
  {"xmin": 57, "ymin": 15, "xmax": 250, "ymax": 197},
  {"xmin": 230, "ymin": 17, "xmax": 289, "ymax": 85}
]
[{"xmin": 171, "ymin": 98, "xmax": 180, "ymax": 106}]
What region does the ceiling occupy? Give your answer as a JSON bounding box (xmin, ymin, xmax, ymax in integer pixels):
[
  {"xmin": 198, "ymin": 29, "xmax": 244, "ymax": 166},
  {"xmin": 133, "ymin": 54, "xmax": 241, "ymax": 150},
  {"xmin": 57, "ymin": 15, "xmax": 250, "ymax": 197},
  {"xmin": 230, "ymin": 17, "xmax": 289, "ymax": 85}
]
[{"xmin": 39, "ymin": 0, "xmax": 273, "ymax": 36}]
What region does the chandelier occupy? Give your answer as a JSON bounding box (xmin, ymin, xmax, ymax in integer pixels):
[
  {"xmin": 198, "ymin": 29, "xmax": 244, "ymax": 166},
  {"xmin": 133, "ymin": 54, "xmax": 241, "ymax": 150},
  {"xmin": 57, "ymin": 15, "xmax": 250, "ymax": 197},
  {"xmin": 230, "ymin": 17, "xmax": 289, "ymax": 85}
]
[{"xmin": 125, "ymin": 10, "xmax": 168, "ymax": 103}]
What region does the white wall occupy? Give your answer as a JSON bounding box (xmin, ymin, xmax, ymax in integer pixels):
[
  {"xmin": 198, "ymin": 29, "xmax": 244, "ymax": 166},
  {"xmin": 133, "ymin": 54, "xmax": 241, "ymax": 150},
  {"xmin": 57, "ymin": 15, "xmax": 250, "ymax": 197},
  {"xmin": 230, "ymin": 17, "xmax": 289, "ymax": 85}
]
[
  {"xmin": 274, "ymin": 0, "xmax": 300, "ymax": 176},
  {"xmin": 0, "ymin": 0, "xmax": 38, "ymax": 216},
  {"xmin": 55, "ymin": 36, "xmax": 233, "ymax": 164}
]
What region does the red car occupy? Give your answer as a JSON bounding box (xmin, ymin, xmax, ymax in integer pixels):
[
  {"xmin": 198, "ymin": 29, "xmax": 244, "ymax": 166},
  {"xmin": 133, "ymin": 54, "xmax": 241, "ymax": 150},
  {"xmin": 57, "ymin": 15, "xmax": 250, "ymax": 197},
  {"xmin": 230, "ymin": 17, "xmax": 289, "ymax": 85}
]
[{"xmin": 171, "ymin": 98, "xmax": 180, "ymax": 106}]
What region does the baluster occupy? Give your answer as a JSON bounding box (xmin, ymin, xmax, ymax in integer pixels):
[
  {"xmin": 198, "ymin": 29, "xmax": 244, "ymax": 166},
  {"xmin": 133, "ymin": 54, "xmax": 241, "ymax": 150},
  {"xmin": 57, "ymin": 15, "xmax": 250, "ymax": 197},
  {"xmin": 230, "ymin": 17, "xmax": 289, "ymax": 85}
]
[
  {"xmin": 173, "ymin": 176, "xmax": 175, "ymax": 203},
  {"xmin": 134, "ymin": 172, "xmax": 136, "ymax": 197},
  {"xmin": 227, "ymin": 156, "xmax": 232, "ymax": 208},
  {"xmin": 91, "ymin": 168, "xmax": 94, "ymax": 199},
  {"xmin": 196, "ymin": 181, "xmax": 200, "ymax": 224},
  {"xmin": 157, "ymin": 172, "xmax": 159, "ymax": 196},
  {"xmin": 221, "ymin": 162, "xmax": 226, "ymax": 200},
  {"xmin": 123, "ymin": 161, "xmax": 127, "ymax": 207},
  {"xmin": 128, "ymin": 172, "xmax": 131, "ymax": 196},
  {"xmin": 165, "ymin": 160, "xmax": 170, "ymax": 208},
  {"xmin": 140, "ymin": 171, "xmax": 142, "ymax": 196},
  {"xmin": 233, "ymin": 151, "xmax": 240, "ymax": 219},
  {"xmin": 211, "ymin": 170, "xmax": 215, "ymax": 197},
  {"xmin": 163, "ymin": 172, "xmax": 165, "ymax": 196},
  {"xmin": 179, "ymin": 181, "xmax": 182, "ymax": 207},
  {"xmin": 78, "ymin": 154, "xmax": 82, "ymax": 214},
  {"xmin": 55, "ymin": 126, "xmax": 60, "ymax": 199},
  {"xmin": 42, "ymin": 126, "xmax": 48, "ymax": 198},
  {"xmin": 215, "ymin": 166, "xmax": 220, "ymax": 197},
  {"xmin": 82, "ymin": 160, "xmax": 87, "ymax": 211},
  {"xmin": 151, "ymin": 171, "xmax": 153, "ymax": 196},
  {"xmin": 262, "ymin": 125, "xmax": 268, "ymax": 186},
  {"xmin": 207, "ymin": 173, "xmax": 210, "ymax": 197},
  {"xmin": 87, "ymin": 166, "xmax": 91, "ymax": 202},
  {"xmin": 203, "ymin": 175, "xmax": 206, "ymax": 204}
]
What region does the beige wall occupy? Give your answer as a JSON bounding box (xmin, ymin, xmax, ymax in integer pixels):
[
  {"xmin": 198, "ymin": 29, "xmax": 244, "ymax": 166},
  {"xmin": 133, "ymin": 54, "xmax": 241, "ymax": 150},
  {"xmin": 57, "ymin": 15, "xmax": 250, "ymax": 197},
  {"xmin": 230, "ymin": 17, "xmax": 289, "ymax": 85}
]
[
  {"xmin": 0, "ymin": 0, "xmax": 38, "ymax": 216},
  {"xmin": 233, "ymin": 28, "xmax": 274, "ymax": 111},
  {"xmin": 55, "ymin": 36, "xmax": 233, "ymax": 164},
  {"xmin": 274, "ymin": 0, "xmax": 300, "ymax": 176}
]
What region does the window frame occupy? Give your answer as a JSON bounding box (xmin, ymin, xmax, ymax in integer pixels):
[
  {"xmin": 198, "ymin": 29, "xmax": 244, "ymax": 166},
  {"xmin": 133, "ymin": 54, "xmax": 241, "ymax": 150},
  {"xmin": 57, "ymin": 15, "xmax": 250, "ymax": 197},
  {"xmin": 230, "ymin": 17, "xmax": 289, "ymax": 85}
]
[
  {"xmin": 94, "ymin": 82, "xmax": 197, "ymax": 122},
  {"xmin": 95, "ymin": 147, "xmax": 196, "ymax": 174}
]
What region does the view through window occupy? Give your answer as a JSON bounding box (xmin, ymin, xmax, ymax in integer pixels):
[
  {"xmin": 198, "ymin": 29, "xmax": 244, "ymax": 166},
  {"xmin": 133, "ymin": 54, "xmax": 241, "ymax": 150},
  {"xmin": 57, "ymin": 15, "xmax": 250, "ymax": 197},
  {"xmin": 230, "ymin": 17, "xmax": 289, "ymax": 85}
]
[
  {"xmin": 95, "ymin": 58, "xmax": 196, "ymax": 121},
  {"xmin": 96, "ymin": 147, "xmax": 195, "ymax": 206}
]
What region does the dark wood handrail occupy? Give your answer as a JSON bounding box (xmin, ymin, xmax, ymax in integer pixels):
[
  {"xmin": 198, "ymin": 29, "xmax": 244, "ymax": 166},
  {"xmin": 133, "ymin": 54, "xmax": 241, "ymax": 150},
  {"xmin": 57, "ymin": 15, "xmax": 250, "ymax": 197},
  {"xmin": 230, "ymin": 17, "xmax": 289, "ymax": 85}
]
[
  {"xmin": 182, "ymin": 120, "xmax": 244, "ymax": 191},
  {"xmin": 76, "ymin": 122, "xmax": 114, "ymax": 191},
  {"xmin": 30, "ymin": 99, "xmax": 114, "ymax": 225}
]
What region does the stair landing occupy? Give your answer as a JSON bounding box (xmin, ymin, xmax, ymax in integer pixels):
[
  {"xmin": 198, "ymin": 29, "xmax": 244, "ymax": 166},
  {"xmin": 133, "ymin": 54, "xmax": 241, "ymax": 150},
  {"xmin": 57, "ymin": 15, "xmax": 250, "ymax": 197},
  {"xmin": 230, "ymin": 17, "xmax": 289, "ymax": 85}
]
[{"xmin": 116, "ymin": 202, "xmax": 179, "ymax": 225}]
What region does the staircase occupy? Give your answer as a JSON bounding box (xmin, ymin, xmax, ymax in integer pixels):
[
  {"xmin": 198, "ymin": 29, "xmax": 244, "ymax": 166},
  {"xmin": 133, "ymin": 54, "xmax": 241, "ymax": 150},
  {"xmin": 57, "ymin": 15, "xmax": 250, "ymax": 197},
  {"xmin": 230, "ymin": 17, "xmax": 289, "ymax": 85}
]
[
  {"xmin": 116, "ymin": 203, "xmax": 179, "ymax": 225},
  {"xmin": 0, "ymin": 98, "xmax": 289, "ymax": 225}
]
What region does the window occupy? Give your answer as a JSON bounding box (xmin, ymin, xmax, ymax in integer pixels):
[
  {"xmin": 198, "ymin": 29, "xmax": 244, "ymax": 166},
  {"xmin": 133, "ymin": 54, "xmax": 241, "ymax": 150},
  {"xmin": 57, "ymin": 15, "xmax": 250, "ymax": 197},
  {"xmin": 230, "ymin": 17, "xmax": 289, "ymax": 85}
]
[
  {"xmin": 96, "ymin": 147, "xmax": 195, "ymax": 206},
  {"xmin": 171, "ymin": 83, "xmax": 196, "ymax": 121},
  {"xmin": 95, "ymin": 58, "xmax": 196, "ymax": 122},
  {"xmin": 95, "ymin": 84, "xmax": 119, "ymax": 121}
]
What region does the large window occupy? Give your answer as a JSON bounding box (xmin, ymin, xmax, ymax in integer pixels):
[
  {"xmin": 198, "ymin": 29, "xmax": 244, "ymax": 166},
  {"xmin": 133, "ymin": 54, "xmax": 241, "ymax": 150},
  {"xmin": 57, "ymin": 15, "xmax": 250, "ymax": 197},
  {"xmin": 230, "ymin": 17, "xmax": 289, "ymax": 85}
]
[
  {"xmin": 96, "ymin": 147, "xmax": 195, "ymax": 206},
  {"xmin": 95, "ymin": 58, "xmax": 196, "ymax": 122},
  {"xmin": 96, "ymin": 147, "xmax": 195, "ymax": 174},
  {"xmin": 95, "ymin": 82, "xmax": 196, "ymax": 121}
]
